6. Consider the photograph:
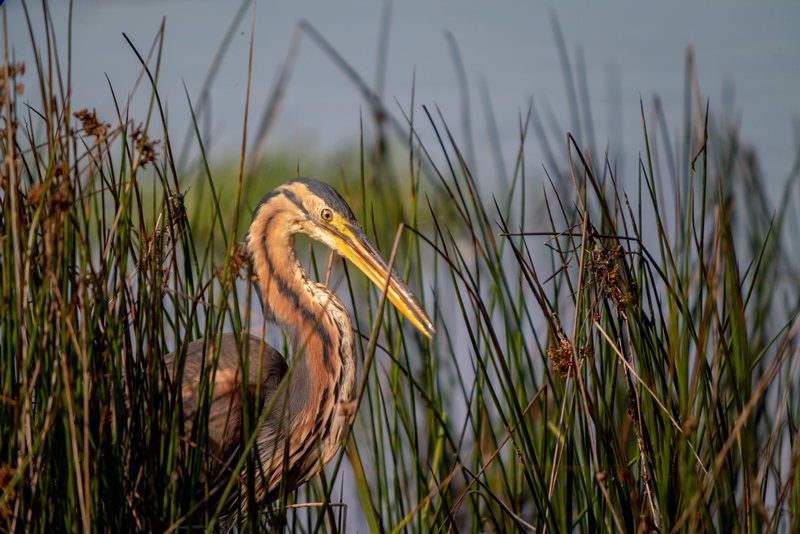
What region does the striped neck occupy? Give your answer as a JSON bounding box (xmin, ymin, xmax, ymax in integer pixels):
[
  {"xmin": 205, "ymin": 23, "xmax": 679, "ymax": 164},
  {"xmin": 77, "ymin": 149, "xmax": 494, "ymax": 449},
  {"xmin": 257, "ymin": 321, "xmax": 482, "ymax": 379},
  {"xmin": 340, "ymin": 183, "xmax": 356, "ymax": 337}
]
[
  {"xmin": 243, "ymin": 183, "xmax": 361, "ymax": 497},
  {"xmin": 245, "ymin": 193, "xmax": 356, "ymax": 403}
]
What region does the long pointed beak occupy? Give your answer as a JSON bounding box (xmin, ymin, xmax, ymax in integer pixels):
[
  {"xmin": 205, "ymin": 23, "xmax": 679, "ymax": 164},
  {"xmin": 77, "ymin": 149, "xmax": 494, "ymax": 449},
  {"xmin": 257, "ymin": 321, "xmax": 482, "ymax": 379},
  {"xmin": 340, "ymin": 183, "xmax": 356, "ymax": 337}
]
[{"xmin": 329, "ymin": 225, "xmax": 435, "ymax": 338}]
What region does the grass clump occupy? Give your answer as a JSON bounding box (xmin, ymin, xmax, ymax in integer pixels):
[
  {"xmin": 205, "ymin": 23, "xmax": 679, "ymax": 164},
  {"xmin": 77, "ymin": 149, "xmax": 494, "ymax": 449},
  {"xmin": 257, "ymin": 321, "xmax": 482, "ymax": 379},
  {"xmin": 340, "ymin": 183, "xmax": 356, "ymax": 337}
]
[{"xmin": 2, "ymin": 2, "xmax": 800, "ymax": 532}]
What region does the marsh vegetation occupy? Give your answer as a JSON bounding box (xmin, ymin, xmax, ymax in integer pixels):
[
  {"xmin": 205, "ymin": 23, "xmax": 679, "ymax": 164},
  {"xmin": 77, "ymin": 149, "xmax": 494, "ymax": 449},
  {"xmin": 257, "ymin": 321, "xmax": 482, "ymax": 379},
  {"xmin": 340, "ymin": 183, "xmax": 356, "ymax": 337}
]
[{"xmin": 2, "ymin": 3, "xmax": 799, "ymax": 532}]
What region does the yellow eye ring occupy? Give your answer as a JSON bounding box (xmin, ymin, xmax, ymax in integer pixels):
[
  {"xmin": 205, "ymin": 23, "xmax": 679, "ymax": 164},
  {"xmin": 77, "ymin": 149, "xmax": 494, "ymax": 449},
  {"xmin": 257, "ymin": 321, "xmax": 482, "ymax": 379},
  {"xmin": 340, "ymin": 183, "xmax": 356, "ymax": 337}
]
[{"xmin": 321, "ymin": 208, "xmax": 333, "ymax": 222}]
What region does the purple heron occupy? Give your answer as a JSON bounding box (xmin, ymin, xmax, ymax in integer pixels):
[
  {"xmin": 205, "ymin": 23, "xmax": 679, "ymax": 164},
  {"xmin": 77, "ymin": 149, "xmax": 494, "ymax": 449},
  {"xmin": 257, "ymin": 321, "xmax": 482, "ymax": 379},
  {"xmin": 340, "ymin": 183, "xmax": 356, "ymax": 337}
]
[{"xmin": 163, "ymin": 178, "xmax": 434, "ymax": 511}]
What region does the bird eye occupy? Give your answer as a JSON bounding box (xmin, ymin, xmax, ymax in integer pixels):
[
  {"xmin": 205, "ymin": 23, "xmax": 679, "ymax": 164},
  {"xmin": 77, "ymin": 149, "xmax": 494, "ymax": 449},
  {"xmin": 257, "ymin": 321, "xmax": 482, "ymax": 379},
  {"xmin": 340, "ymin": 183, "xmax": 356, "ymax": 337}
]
[{"xmin": 321, "ymin": 208, "xmax": 333, "ymax": 222}]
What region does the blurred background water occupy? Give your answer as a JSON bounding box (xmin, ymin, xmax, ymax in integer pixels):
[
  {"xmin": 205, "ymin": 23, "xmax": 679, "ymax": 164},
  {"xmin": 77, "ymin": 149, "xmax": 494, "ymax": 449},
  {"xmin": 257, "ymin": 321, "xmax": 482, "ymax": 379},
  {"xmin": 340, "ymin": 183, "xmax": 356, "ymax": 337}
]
[{"xmin": 5, "ymin": 1, "xmax": 800, "ymax": 202}]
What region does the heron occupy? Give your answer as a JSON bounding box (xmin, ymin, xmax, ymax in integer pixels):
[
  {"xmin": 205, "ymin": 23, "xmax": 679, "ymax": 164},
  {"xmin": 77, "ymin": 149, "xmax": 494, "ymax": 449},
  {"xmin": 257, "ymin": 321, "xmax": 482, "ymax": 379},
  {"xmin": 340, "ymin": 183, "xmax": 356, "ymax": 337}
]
[{"xmin": 164, "ymin": 177, "xmax": 434, "ymax": 513}]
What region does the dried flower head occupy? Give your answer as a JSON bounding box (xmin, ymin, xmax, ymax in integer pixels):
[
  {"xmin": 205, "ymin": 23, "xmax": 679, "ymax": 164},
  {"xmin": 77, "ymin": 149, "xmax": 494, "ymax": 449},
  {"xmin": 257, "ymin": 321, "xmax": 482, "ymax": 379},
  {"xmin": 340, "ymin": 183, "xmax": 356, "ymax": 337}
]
[
  {"xmin": 228, "ymin": 242, "xmax": 250, "ymax": 279},
  {"xmin": 587, "ymin": 239, "xmax": 635, "ymax": 314},
  {"xmin": 0, "ymin": 61, "xmax": 25, "ymax": 100},
  {"xmin": 129, "ymin": 123, "xmax": 161, "ymax": 168},
  {"xmin": 548, "ymin": 315, "xmax": 576, "ymax": 378},
  {"xmin": 26, "ymin": 165, "xmax": 72, "ymax": 214},
  {"xmin": 49, "ymin": 180, "xmax": 71, "ymax": 214},
  {"xmin": 27, "ymin": 183, "xmax": 44, "ymax": 207},
  {"xmin": 214, "ymin": 242, "xmax": 251, "ymax": 291},
  {"xmin": 73, "ymin": 108, "xmax": 109, "ymax": 138},
  {"xmin": 548, "ymin": 337, "xmax": 574, "ymax": 378},
  {"xmin": 0, "ymin": 463, "xmax": 16, "ymax": 522}
]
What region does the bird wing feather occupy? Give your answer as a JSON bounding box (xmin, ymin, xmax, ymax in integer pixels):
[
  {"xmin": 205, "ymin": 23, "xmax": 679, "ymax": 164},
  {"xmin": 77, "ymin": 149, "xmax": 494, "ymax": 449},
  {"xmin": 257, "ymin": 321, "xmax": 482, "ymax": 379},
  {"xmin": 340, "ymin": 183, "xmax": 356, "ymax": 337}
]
[{"xmin": 163, "ymin": 333, "xmax": 289, "ymax": 487}]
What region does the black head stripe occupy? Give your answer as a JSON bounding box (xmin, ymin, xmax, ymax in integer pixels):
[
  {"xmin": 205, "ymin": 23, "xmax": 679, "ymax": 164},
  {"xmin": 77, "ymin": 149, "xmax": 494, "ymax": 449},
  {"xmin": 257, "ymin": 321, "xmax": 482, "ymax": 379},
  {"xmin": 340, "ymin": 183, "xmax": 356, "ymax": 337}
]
[
  {"xmin": 252, "ymin": 178, "xmax": 358, "ymax": 228},
  {"xmin": 281, "ymin": 188, "xmax": 310, "ymax": 217},
  {"xmin": 291, "ymin": 178, "xmax": 358, "ymax": 222},
  {"xmin": 250, "ymin": 187, "xmax": 283, "ymax": 227}
]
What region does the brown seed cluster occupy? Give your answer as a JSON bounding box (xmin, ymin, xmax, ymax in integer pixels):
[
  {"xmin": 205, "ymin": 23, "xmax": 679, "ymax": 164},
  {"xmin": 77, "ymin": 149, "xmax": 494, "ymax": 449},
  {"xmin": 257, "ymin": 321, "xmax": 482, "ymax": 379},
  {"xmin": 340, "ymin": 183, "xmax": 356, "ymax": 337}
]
[
  {"xmin": 73, "ymin": 108, "xmax": 109, "ymax": 139},
  {"xmin": 214, "ymin": 242, "xmax": 251, "ymax": 291},
  {"xmin": 48, "ymin": 180, "xmax": 71, "ymax": 213},
  {"xmin": 588, "ymin": 241, "xmax": 633, "ymax": 312},
  {"xmin": 0, "ymin": 463, "xmax": 16, "ymax": 522},
  {"xmin": 26, "ymin": 163, "xmax": 72, "ymax": 215},
  {"xmin": 0, "ymin": 62, "xmax": 25, "ymax": 138},
  {"xmin": 26, "ymin": 183, "xmax": 44, "ymax": 207},
  {"xmin": 548, "ymin": 315, "xmax": 576, "ymax": 378},
  {"xmin": 548, "ymin": 337, "xmax": 574, "ymax": 378},
  {"xmin": 129, "ymin": 123, "xmax": 160, "ymax": 168},
  {"xmin": 0, "ymin": 61, "xmax": 25, "ymax": 100},
  {"xmin": 227, "ymin": 242, "xmax": 250, "ymax": 278}
]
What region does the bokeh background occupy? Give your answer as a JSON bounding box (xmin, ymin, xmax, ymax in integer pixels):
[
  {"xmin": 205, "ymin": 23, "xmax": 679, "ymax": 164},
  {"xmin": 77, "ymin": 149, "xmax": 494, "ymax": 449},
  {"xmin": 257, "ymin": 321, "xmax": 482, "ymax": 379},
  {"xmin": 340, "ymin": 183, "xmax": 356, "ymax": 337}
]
[{"xmin": 6, "ymin": 1, "xmax": 800, "ymax": 198}]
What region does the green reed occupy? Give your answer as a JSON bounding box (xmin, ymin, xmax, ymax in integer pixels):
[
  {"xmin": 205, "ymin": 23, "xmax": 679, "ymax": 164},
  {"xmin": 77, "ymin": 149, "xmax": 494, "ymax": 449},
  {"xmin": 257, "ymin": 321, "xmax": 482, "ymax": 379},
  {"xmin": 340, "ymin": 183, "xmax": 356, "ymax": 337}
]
[{"xmin": 1, "ymin": 2, "xmax": 799, "ymax": 532}]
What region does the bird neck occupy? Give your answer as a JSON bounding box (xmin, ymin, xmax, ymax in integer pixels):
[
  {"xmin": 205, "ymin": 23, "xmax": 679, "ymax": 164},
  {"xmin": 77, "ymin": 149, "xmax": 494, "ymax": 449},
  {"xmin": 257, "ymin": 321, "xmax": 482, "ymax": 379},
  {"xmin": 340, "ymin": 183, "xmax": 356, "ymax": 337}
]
[{"xmin": 247, "ymin": 211, "xmax": 357, "ymax": 406}]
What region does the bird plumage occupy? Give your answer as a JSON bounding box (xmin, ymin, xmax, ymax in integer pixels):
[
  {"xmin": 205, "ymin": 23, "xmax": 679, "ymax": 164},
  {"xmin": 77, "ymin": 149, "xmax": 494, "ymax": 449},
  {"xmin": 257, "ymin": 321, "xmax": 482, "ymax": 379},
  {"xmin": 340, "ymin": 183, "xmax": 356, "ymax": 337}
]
[{"xmin": 163, "ymin": 178, "xmax": 433, "ymax": 513}]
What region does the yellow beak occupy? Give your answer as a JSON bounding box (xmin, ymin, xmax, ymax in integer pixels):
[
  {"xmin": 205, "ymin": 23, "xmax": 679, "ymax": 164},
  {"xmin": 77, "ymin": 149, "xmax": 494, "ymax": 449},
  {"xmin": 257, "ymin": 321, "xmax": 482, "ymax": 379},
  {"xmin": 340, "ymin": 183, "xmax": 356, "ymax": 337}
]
[{"xmin": 329, "ymin": 225, "xmax": 435, "ymax": 338}]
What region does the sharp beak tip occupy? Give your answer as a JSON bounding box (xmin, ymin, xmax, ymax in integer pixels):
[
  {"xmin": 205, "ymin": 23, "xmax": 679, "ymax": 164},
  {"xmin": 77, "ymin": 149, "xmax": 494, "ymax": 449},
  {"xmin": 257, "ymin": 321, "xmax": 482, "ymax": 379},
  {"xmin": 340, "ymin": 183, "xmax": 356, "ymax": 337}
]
[
  {"xmin": 335, "ymin": 227, "xmax": 436, "ymax": 339},
  {"xmin": 425, "ymin": 322, "xmax": 436, "ymax": 337},
  {"xmin": 410, "ymin": 313, "xmax": 435, "ymax": 338}
]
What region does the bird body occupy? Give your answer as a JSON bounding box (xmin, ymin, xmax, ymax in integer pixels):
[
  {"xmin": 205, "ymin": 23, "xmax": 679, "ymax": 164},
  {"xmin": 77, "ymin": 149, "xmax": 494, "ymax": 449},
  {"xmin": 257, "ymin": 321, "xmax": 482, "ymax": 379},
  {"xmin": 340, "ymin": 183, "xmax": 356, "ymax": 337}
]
[{"xmin": 164, "ymin": 178, "xmax": 433, "ymax": 511}]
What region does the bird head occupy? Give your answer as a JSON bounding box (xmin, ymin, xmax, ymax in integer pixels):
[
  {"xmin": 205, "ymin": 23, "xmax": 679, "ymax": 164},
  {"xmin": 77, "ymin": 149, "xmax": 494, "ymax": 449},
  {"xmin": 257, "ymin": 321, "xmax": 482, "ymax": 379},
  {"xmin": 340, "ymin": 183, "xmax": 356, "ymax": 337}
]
[{"xmin": 255, "ymin": 178, "xmax": 435, "ymax": 338}]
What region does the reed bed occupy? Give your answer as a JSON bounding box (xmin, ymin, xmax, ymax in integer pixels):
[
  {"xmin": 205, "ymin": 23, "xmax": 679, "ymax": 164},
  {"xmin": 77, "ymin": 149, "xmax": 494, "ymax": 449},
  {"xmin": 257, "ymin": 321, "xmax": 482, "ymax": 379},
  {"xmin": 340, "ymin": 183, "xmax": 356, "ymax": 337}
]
[{"xmin": 1, "ymin": 2, "xmax": 799, "ymax": 532}]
